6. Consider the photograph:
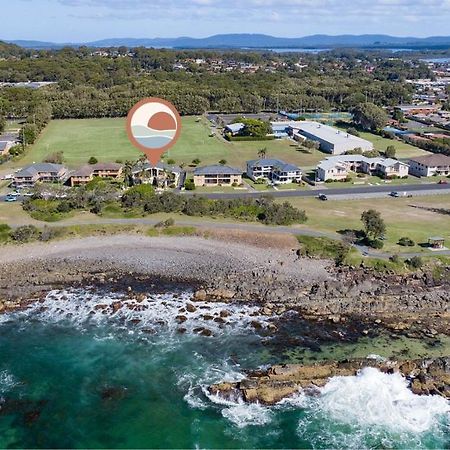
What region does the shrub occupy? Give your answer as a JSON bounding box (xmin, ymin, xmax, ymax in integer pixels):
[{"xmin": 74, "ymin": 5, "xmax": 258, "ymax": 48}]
[
  {"xmin": 184, "ymin": 179, "xmax": 196, "ymax": 190},
  {"xmin": 39, "ymin": 226, "xmax": 61, "ymax": 242},
  {"xmin": 154, "ymin": 218, "xmax": 175, "ymax": 228},
  {"xmin": 167, "ymin": 158, "xmax": 176, "ymax": 165},
  {"xmin": 296, "ymin": 235, "xmax": 350, "ymax": 265},
  {"xmin": 225, "ymin": 135, "xmax": 275, "ymax": 142},
  {"xmin": 121, "ymin": 184, "xmax": 155, "ymax": 208},
  {"xmin": 44, "ymin": 151, "xmax": 64, "ymax": 164},
  {"xmin": 389, "ymin": 254, "xmax": 400, "ymax": 264},
  {"xmin": 10, "ymin": 225, "xmax": 40, "ymax": 243},
  {"xmin": 398, "ymin": 237, "xmax": 415, "ymax": 247},
  {"xmin": 0, "ymin": 223, "xmax": 11, "ymax": 243},
  {"xmin": 369, "ymin": 239, "xmax": 384, "ymax": 249},
  {"xmin": 88, "ymin": 156, "xmax": 98, "ymax": 164},
  {"xmin": 219, "ymin": 159, "xmax": 227, "ymax": 165},
  {"xmin": 347, "ymin": 127, "xmax": 360, "ymax": 137},
  {"xmin": 385, "ymin": 145, "xmax": 396, "ymax": 158},
  {"xmin": 191, "ymin": 158, "xmax": 201, "ymax": 166},
  {"xmin": 407, "ymin": 256, "xmax": 423, "ymax": 269}
]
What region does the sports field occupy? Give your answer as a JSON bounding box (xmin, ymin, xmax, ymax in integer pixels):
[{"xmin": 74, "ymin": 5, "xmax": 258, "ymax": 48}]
[{"xmin": 10, "ymin": 116, "xmax": 431, "ymax": 171}]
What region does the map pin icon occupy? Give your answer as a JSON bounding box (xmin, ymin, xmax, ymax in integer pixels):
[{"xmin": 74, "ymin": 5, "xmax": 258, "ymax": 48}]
[{"xmin": 126, "ymin": 98, "xmax": 182, "ymax": 165}]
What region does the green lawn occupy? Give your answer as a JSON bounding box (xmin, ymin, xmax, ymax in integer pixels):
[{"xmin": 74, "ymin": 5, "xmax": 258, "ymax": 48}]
[
  {"xmin": 283, "ymin": 195, "xmax": 450, "ymax": 254},
  {"xmin": 334, "ymin": 123, "xmax": 430, "ymax": 159},
  {"xmin": 12, "ymin": 118, "xmax": 141, "ymax": 169},
  {"xmin": 7, "ymin": 116, "xmax": 334, "ymax": 171}
]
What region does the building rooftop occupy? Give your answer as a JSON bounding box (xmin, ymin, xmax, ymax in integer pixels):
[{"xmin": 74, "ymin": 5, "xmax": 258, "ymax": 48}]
[
  {"xmin": 194, "ymin": 165, "xmax": 242, "ymax": 175},
  {"xmin": 247, "ymin": 158, "xmax": 285, "ymax": 167},
  {"xmin": 132, "ymin": 161, "xmax": 181, "ymax": 174},
  {"xmin": 91, "ymin": 162, "xmax": 122, "ymax": 171},
  {"xmin": 291, "ymin": 121, "xmax": 373, "ymax": 148},
  {"xmin": 410, "ymin": 154, "xmax": 450, "ymax": 166},
  {"xmin": 70, "ymin": 166, "xmax": 95, "ymax": 177},
  {"xmin": 274, "ymin": 162, "xmax": 301, "ymax": 172},
  {"xmin": 15, "ymin": 163, "xmax": 66, "ymax": 178},
  {"xmin": 225, "ymin": 123, "xmax": 245, "ymax": 133},
  {"xmin": 317, "ymin": 155, "xmax": 407, "ymax": 171}
]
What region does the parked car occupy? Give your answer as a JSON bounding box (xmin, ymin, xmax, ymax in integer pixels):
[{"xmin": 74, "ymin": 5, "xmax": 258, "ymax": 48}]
[
  {"xmin": 5, "ymin": 194, "xmax": 18, "ymax": 202},
  {"xmin": 318, "ymin": 194, "xmax": 328, "ymax": 201}
]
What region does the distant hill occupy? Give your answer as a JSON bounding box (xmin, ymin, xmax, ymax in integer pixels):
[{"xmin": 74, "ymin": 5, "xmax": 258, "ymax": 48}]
[{"xmin": 6, "ymin": 34, "xmax": 450, "ymax": 50}]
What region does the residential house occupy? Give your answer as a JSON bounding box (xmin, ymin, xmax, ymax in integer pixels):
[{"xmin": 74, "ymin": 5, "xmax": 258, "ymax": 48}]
[
  {"xmin": 409, "ymin": 154, "xmax": 450, "ymax": 177},
  {"xmin": 193, "ymin": 165, "xmax": 242, "ymax": 187},
  {"xmin": 132, "ymin": 161, "xmax": 182, "ymax": 188},
  {"xmin": 68, "ymin": 162, "xmax": 123, "ymax": 187},
  {"xmin": 246, "ymin": 158, "xmax": 302, "ymax": 184},
  {"xmin": 13, "ymin": 163, "xmax": 68, "ymax": 188},
  {"xmin": 271, "ymin": 163, "xmax": 303, "ymax": 184},
  {"xmin": 316, "ymin": 155, "xmax": 409, "ymax": 182}
]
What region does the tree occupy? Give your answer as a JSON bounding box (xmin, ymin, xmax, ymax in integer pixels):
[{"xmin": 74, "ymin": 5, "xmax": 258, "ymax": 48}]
[
  {"xmin": 0, "ymin": 115, "xmax": 5, "ymax": 133},
  {"xmin": 219, "ymin": 159, "xmax": 227, "ymax": 165},
  {"xmin": 122, "ymin": 160, "xmax": 134, "ymax": 187},
  {"xmin": 44, "ymin": 151, "xmax": 64, "ymax": 164},
  {"xmin": 361, "ymin": 209, "xmax": 386, "ymax": 240},
  {"xmin": 258, "ymin": 147, "xmax": 267, "ymax": 159},
  {"xmin": 392, "ymin": 108, "xmax": 406, "ymax": 123},
  {"xmin": 167, "ymin": 158, "xmax": 176, "ymax": 165},
  {"xmin": 351, "ymin": 102, "xmax": 388, "ymax": 131},
  {"xmin": 88, "ymin": 156, "xmax": 98, "ymax": 164},
  {"xmin": 191, "ymin": 158, "xmax": 201, "ymax": 166},
  {"xmin": 21, "ymin": 124, "xmax": 38, "ymax": 145},
  {"xmin": 184, "ymin": 178, "xmax": 195, "ymax": 190},
  {"xmin": 121, "ymin": 184, "xmax": 155, "ymax": 208},
  {"xmin": 239, "ymin": 119, "xmax": 271, "ymax": 138},
  {"xmin": 385, "ymin": 145, "xmax": 396, "ymax": 158}
]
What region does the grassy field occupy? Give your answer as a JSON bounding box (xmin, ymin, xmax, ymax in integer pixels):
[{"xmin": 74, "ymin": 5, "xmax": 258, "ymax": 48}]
[
  {"xmin": 283, "ymin": 194, "xmax": 450, "ymax": 253},
  {"xmin": 6, "ymin": 117, "xmax": 346, "ymax": 171},
  {"xmin": 6, "ymin": 116, "xmax": 432, "ymax": 173},
  {"xmin": 12, "ymin": 118, "xmax": 141, "ymax": 169},
  {"xmin": 334, "ymin": 123, "xmax": 430, "ymax": 159}
]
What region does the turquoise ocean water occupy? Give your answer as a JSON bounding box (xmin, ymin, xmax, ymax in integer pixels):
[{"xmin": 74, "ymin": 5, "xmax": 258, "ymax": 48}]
[{"xmin": 0, "ymin": 288, "xmax": 448, "ymax": 449}]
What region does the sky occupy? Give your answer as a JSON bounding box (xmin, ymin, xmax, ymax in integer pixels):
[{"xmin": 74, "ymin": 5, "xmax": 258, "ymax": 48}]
[{"xmin": 2, "ymin": 0, "xmax": 450, "ymax": 42}]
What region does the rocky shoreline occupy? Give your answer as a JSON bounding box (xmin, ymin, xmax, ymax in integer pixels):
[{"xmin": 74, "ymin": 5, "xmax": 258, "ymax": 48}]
[
  {"xmin": 209, "ymin": 357, "xmax": 450, "ymax": 404},
  {"xmin": 0, "ymin": 235, "xmax": 449, "ymax": 335}
]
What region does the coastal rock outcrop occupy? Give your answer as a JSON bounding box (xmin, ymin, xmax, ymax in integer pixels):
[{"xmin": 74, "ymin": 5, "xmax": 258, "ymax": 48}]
[{"xmin": 209, "ymin": 357, "xmax": 450, "ymax": 405}]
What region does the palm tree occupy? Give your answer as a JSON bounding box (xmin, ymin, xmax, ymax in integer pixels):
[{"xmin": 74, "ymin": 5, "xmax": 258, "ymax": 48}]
[
  {"xmin": 258, "ymin": 147, "xmax": 267, "ymax": 159},
  {"xmin": 122, "ymin": 160, "xmax": 134, "ymax": 187}
]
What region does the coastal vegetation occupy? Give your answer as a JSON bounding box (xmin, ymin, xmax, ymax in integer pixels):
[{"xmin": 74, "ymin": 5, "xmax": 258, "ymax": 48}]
[{"xmin": 22, "ymin": 185, "xmax": 308, "ymax": 226}]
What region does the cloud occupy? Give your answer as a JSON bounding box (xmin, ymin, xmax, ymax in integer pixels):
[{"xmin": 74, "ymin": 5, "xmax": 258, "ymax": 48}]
[{"xmin": 15, "ymin": 0, "xmax": 450, "ymax": 38}]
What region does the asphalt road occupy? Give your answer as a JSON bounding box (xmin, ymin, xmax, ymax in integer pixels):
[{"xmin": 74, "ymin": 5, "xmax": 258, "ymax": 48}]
[
  {"xmin": 183, "ymin": 183, "xmax": 450, "ymax": 199},
  {"xmin": 1, "ymin": 183, "xmax": 450, "ymax": 203}
]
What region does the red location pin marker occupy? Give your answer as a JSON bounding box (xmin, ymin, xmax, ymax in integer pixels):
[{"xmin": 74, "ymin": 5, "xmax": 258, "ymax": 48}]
[{"xmin": 126, "ymin": 98, "xmax": 182, "ymax": 165}]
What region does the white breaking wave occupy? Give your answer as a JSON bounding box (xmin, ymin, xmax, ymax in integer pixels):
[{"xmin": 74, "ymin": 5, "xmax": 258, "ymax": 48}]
[
  {"xmin": 317, "ymin": 367, "xmax": 449, "ymax": 434},
  {"xmin": 0, "ymin": 370, "xmax": 18, "ymax": 395},
  {"xmin": 201, "ymin": 364, "xmax": 449, "ymax": 445},
  {"xmin": 2, "ymin": 288, "xmax": 275, "ymax": 339},
  {"xmin": 221, "ymin": 402, "xmax": 273, "ymax": 428}
]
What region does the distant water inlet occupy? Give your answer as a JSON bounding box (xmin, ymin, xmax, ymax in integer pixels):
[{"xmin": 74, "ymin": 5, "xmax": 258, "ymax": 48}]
[{"xmin": 0, "ymin": 288, "xmax": 448, "ymax": 449}]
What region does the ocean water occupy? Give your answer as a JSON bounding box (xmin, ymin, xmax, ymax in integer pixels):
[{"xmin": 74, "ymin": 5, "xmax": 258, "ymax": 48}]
[{"xmin": 0, "ymin": 288, "xmax": 448, "ymax": 449}]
